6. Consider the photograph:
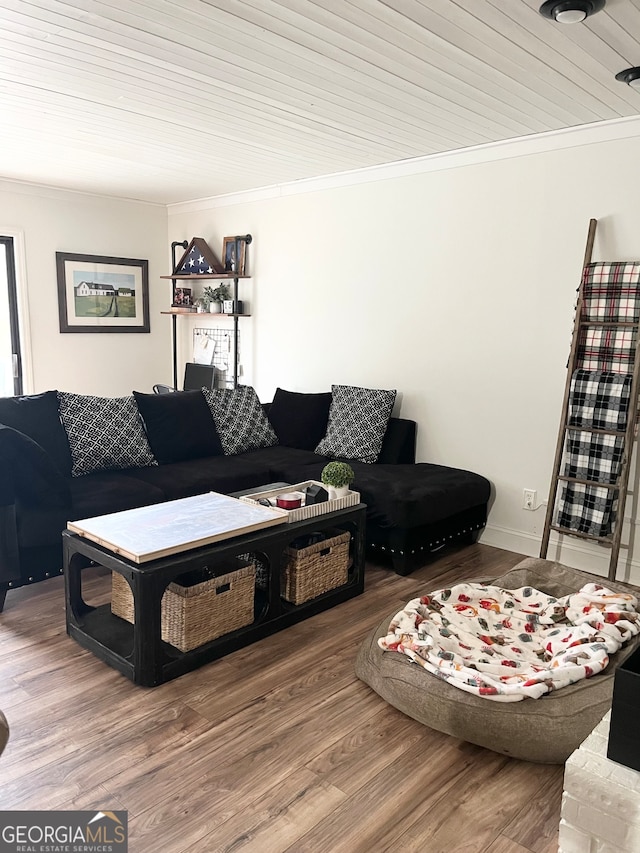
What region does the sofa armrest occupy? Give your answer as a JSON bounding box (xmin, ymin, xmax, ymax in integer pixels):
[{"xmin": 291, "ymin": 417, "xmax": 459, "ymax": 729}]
[
  {"xmin": 378, "ymin": 418, "xmax": 417, "ymax": 464},
  {"xmin": 0, "ymin": 425, "xmax": 71, "ymax": 508}
]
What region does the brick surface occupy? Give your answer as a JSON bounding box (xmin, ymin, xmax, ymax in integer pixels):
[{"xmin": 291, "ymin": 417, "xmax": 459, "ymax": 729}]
[
  {"xmin": 560, "ymin": 711, "xmax": 640, "ymax": 853},
  {"xmin": 594, "ymin": 840, "xmax": 636, "ymax": 853},
  {"xmin": 559, "ymin": 819, "xmax": 595, "ymax": 853},
  {"xmin": 560, "ymin": 792, "xmax": 580, "ymax": 824}
]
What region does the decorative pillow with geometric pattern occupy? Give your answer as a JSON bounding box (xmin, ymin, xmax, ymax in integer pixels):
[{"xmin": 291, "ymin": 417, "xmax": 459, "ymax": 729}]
[
  {"xmin": 58, "ymin": 392, "xmax": 157, "ymax": 477},
  {"xmin": 315, "ymin": 384, "xmax": 397, "ymax": 463},
  {"xmin": 202, "ymin": 385, "xmax": 278, "ymax": 455}
]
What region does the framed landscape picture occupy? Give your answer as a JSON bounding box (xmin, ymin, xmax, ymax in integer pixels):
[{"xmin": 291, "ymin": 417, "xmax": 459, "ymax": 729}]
[{"xmin": 56, "ymin": 252, "xmax": 150, "ymax": 333}]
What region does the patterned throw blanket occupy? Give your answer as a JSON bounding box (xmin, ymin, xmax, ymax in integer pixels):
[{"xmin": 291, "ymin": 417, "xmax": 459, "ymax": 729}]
[
  {"xmin": 378, "ymin": 582, "xmax": 639, "ymax": 702},
  {"xmin": 561, "ymin": 261, "xmax": 640, "ymax": 538},
  {"xmin": 556, "ymin": 368, "xmax": 633, "ymax": 537}
]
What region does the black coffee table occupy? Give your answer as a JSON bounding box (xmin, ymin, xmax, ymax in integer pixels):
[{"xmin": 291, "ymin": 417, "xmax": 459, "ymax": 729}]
[{"xmin": 63, "ymin": 501, "xmax": 366, "ymax": 687}]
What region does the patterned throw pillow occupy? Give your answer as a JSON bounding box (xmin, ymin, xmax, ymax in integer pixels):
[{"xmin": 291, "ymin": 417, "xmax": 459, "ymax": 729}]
[
  {"xmin": 202, "ymin": 385, "xmax": 278, "ymax": 455},
  {"xmin": 315, "ymin": 384, "xmax": 397, "ymax": 463},
  {"xmin": 58, "ymin": 392, "xmax": 157, "ymax": 477}
]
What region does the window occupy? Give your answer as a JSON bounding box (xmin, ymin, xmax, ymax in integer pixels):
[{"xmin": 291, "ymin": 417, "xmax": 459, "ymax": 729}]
[{"xmin": 0, "ymin": 236, "xmax": 22, "ymax": 396}]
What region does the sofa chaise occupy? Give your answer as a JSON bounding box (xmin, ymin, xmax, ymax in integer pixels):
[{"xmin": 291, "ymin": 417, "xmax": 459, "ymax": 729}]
[{"xmin": 0, "ymin": 384, "xmax": 491, "ymax": 611}]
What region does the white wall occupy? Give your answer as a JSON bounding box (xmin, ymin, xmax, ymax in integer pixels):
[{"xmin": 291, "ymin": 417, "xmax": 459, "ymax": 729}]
[
  {"xmin": 0, "ymin": 180, "xmax": 170, "ymax": 396},
  {"xmin": 168, "ymin": 129, "xmax": 640, "ymax": 583}
]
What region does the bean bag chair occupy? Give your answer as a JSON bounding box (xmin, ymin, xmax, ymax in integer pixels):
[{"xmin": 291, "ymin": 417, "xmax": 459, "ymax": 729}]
[{"xmin": 355, "ymin": 557, "xmax": 640, "ymax": 763}]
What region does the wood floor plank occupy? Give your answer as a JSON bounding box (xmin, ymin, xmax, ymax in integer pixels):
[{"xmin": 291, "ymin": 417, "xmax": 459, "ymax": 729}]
[
  {"xmin": 304, "ymin": 701, "xmax": 447, "ymax": 795},
  {"xmin": 502, "ymin": 769, "xmax": 564, "ymax": 853},
  {"xmin": 103, "ymin": 680, "xmax": 383, "ymax": 816},
  {"xmin": 283, "ymin": 737, "xmax": 507, "ymax": 852},
  {"xmin": 0, "ymin": 545, "xmax": 564, "ymax": 853},
  {"xmin": 0, "ymin": 701, "xmax": 211, "ymax": 809},
  {"xmin": 1, "ymin": 620, "xmax": 105, "ymax": 681},
  {"xmin": 388, "ymin": 757, "xmax": 558, "ymax": 853},
  {"xmin": 56, "ymin": 784, "xmax": 129, "ymax": 813},
  {"xmin": 184, "ymin": 648, "xmax": 358, "ymax": 725},
  {"xmin": 0, "ymin": 676, "xmax": 30, "ymax": 709},
  {"xmin": 484, "ymin": 837, "xmax": 534, "ymax": 853},
  {"xmin": 202, "ymin": 769, "xmax": 345, "ymax": 853},
  {"xmin": 0, "ymin": 679, "xmax": 209, "ymax": 784},
  {"xmin": 132, "ymin": 768, "xmax": 345, "ymax": 853}
]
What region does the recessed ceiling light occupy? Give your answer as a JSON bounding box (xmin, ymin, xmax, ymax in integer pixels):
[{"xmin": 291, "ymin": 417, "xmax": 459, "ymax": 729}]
[
  {"xmin": 615, "ymin": 67, "xmax": 640, "ymax": 90},
  {"xmin": 539, "ymin": 1, "xmax": 606, "ymax": 23}
]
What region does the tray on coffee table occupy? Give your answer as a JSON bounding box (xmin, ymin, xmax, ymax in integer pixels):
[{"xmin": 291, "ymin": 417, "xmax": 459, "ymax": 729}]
[{"xmin": 239, "ymin": 480, "xmax": 360, "ymax": 523}]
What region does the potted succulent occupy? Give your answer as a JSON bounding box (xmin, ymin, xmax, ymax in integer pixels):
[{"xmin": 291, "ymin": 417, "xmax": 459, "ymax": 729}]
[
  {"xmin": 321, "ymin": 461, "xmax": 355, "ymax": 500},
  {"xmin": 203, "ymin": 283, "xmax": 231, "ymax": 313}
]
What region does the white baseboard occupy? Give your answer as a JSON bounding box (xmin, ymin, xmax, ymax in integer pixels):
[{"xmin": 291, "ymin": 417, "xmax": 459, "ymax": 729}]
[{"xmin": 479, "ymin": 522, "xmax": 640, "ymax": 586}]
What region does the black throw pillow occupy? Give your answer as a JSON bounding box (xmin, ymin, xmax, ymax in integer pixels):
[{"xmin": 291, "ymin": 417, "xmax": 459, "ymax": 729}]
[
  {"xmin": 0, "ymin": 390, "xmax": 72, "ymax": 476},
  {"xmin": 133, "ymin": 390, "xmax": 223, "ymax": 464},
  {"xmin": 267, "ymin": 388, "xmax": 333, "ymax": 450}
]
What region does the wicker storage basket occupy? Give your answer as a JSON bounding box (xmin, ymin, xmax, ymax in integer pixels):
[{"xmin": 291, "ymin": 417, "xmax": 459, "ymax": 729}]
[
  {"xmin": 281, "ymin": 529, "xmax": 350, "ymax": 605},
  {"xmin": 111, "ymin": 561, "xmax": 255, "ymax": 652}
]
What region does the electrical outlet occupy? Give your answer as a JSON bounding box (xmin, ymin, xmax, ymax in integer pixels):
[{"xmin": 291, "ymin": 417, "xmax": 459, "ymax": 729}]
[{"xmin": 523, "ymin": 489, "xmax": 537, "ymax": 511}]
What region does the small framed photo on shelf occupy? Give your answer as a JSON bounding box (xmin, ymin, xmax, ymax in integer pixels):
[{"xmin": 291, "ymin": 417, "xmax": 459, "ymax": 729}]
[
  {"xmin": 222, "ymin": 237, "xmax": 247, "ymax": 275},
  {"xmin": 172, "ymin": 287, "xmax": 193, "ymax": 308}
]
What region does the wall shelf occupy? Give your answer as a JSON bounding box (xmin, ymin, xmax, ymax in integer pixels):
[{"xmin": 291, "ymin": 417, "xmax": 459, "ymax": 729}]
[
  {"xmin": 160, "ymin": 273, "xmax": 251, "ymax": 281},
  {"xmin": 161, "ymin": 311, "xmax": 252, "ymax": 318},
  {"xmin": 163, "ymin": 235, "xmax": 252, "ymax": 389}
]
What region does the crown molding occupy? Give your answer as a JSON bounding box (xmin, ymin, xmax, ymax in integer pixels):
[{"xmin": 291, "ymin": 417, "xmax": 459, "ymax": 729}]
[
  {"xmin": 168, "ymin": 113, "xmax": 640, "ymax": 216},
  {"xmin": 0, "ymin": 177, "xmax": 164, "ymax": 207}
]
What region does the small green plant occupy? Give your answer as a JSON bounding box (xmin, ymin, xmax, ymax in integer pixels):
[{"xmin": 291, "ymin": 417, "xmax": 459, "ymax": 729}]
[
  {"xmin": 203, "ymin": 283, "xmax": 231, "ymax": 305},
  {"xmin": 321, "ymin": 461, "xmax": 355, "ymax": 488}
]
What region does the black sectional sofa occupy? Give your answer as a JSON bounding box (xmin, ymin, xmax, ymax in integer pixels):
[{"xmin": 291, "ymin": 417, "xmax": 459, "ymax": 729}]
[{"xmin": 0, "ymin": 385, "xmax": 491, "ymax": 611}]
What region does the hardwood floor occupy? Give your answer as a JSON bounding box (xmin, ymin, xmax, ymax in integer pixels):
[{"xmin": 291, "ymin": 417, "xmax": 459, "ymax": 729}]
[{"xmin": 0, "ymin": 544, "xmax": 563, "ymax": 853}]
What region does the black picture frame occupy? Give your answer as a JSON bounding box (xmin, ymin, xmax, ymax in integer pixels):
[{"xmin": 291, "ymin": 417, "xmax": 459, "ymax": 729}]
[
  {"xmin": 222, "ymin": 237, "xmax": 247, "ymax": 275},
  {"xmin": 56, "ymin": 252, "xmax": 150, "ymax": 333}
]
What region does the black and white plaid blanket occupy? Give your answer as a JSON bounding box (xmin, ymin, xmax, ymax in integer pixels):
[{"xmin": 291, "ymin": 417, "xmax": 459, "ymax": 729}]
[
  {"xmin": 568, "ymin": 368, "xmax": 632, "ymax": 431},
  {"xmin": 562, "ymin": 429, "xmax": 625, "ymax": 484},
  {"xmin": 557, "ymin": 369, "xmax": 632, "ymax": 537},
  {"xmin": 556, "ymin": 482, "xmax": 618, "ymax": 538},
  {"xmin": 582, "ymin": 262, "xmax": 640, "ymax": 323}
]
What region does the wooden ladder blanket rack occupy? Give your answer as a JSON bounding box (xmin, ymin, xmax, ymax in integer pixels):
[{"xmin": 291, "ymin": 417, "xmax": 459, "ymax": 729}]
[{"xmin": 540, "ymin": 218, "xmax": 640, "ymax": 582}]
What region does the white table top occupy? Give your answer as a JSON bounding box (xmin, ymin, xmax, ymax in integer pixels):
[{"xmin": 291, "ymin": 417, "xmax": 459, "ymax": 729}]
[{"xmin": 67, "ymin": 491, "xmax": 288, "ymax": 563}]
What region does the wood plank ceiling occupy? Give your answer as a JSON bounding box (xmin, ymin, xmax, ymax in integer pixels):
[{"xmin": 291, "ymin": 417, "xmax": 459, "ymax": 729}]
[{"xmin": 1, "ymin": 0, "xmax": 639, "ymax": 204}]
